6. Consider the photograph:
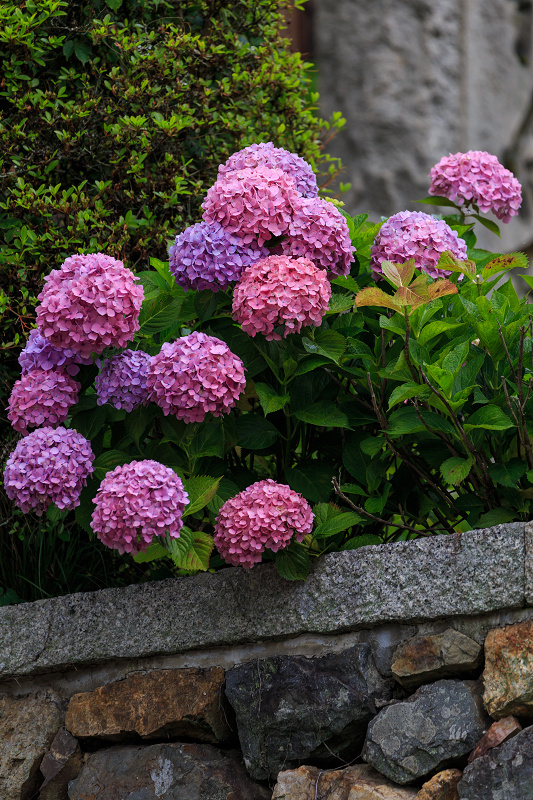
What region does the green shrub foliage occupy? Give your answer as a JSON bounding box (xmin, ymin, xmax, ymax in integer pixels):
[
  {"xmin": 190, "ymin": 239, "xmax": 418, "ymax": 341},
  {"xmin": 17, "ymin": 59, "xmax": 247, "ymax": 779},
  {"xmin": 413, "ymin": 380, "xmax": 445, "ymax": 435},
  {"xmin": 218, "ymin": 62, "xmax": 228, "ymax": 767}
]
[{"xmin": 0, "ymin": 0, "xmax": 342, "ymax": 355}]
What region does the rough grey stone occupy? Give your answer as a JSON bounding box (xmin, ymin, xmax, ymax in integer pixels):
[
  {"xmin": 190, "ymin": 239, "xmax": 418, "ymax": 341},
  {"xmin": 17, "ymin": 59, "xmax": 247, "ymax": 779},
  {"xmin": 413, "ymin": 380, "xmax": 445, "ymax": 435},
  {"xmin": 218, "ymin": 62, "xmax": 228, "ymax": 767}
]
[
  {"xmin": 391, "ymin": 628, "xmax": 483, "ymax": 689},
  {"xmin": 68, "ymin": 742, "xmax": 269, "ymax": 800},
  {"xmin": 225, "ymin": 644, "xmax": 393, "ymax": 780},
  {"xmin": 525, "ymin": 521, "xmax": 533, "ymax": 605},
  {"xmin": 0, "ymin": 524, "xmax": 524, "ymax": 680},
  {"xmin": 457, "ymin": 724, "xmax": 533, "ymax": 799},
  {"xmin": 362, "ymin": 680, "xmax": 490, "ymax": 784}
]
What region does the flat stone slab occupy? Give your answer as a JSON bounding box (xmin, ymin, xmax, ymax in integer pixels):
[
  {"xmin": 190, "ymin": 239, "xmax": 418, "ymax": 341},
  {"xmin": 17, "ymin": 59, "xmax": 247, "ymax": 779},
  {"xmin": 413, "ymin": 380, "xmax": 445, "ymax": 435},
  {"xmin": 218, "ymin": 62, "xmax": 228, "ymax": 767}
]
[{"xmin": 0, "ymin": 523, "xmax": 525, "ymax": 680}]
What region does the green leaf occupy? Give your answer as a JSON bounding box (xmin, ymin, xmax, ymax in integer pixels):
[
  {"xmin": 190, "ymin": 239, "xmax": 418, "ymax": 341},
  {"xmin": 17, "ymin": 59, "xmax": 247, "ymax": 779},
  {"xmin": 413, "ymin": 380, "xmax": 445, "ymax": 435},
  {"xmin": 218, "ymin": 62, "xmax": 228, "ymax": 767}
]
[
  {"xmin": 381, "ymin": 259, "xmax": 415, "ymax": 287},
  {"xmin": 285, "ymin": 462, "xmax": 334, "ymax": 503},
  {"xmin": 482, "ymin": 252, "xmax": 528, "ymax": 279},
  {"xmin": 472, "ymin": 214, "xmax": 501, "ymax": 237},
  {"xmin": 463, "ymin": 405, "xmax": 514, "ymax": 432},
  {"xmin": 302, "ymin": 330, "xmax": 346, "ymax": 363},
  {"xmin": 294, "ymin": 355, "xmax": 332, "ymax": 376},
  {"xmin": 294, "ymin": 401, "xmax": 349, "ymax": 428},
  {"xmin": 354, "ymin": 286, "xmax": 401, "ymax": 312},
  {"xmin": 312, "ymin": 511, "xmax": 363, "ymax": 538},
  {"xmin": 345, "ymin": 339, "xmax": 375, "ymax": 361},
  {"xmin": 207, "ymin": 478, "xmax": 240, "ymax": 514},
  {"xmin": 133, "ymin": 543, "xmax": 168, "ymax": 563},
  {"xmin": 436, "ymin": 251, "xmax": 476, "ymax": 279},
  {"xmin": 340, "ymin": 534, "xmax": 382, "ymax": 550},
  {"xmin": 442, "ymin": 341, "xmax": 470, "ymax": 375},
  {"xmin": 418, "ymin": 321, "xmax": 466, "ymax": 346},
  {"xmin": 417, "ymin": 195, "xmax": 461, "ymax": 208},
  {"xmin": 476, "ymin": 508, "xmax": 516, "ymax": 528},
  {"xmin": 331, "ymin": 275, "xmax": 360, "ymax": 293},
  {"xmin": 326, "ymin": 292, "xmax": 355, "ymax": 315},
  {"xmin": 388, "ymin": 382, "xmax": 430, "ymax": 410},
  {"xmin": 440, "ymin": 456, "xmax": 473, "ymax": 485},
  {"xmin": 360, "ymin": 437, "xmax": 384, "ymax": 456},
  {"xmin": 138, "ymin": 296, "xmax": 183, "ymax": 336},
  {"xmin": 70, "ymin": 406, "xmax": 107, "ymax": 440},
  {"xmin": 149, "ymin": 257, "xmax": 174, "ymax": 287},
  {"xmin": 178, "ymin": 531, "xmax": 214, "ymax": 571},
  {"xmin": 189, "ymin": 421, "xmax": 225, "ymax": 459},
  {"xmin": 183, "ymin": 476, "xmax": 222, "ymax": 517},
  {"xmin": 388, "ymin": 407, "xmax": 456, "ymax": 436},
  {"xmin": 92, "ymin": 450, "xmax": 131, "ymax": 480},
  {"xmin": 275, "ymin": 541, "xmax": 311, "ymax": 581},
  {"xmin": 254, "ymin": 382, "xmax": 290, "ymax": 415},
  {"xmin": 63, "ymin": 39, "xmax": 74, "ymax": 59},
  {"xmin": 73, "ymin": 42, "xmax": 91, "ymax": 64},
  {"xmin": 105, "ymin": 0, "xmax": 123, "ymax": 9},
  {"xmin": 235, "ymin": 415, "xmax": 279, "ymax": 450},
  {"xmin": 488, "ymin": 460, "xmax": 528, "ymax": 487},
  {"xmin": 124, "ymin": 404, "xmax": 158, "ymax": 446}
]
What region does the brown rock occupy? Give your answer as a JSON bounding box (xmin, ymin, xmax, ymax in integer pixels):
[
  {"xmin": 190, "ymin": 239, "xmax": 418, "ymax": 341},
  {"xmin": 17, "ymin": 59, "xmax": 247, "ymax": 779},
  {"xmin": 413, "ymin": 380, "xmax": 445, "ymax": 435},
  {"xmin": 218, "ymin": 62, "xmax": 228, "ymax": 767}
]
[
  {"xmin": 467, "ymin": 715, "xmax": 522, "ymax": 762},
  {"xmin": 415, "ymin": 769, "xmax": 461, "ymax": 800},
  {"xmin": 68, "ymin": 742, "xmax": 269, "ymax": 800},
  {"xmin": 272, "ymin": 764, "xmax": 418, "ymax": 799},
  {"xmin": 392, "ymin": 629, "xmax": 482, "ymax": 689},
  {"xmin": 483, "ymin": 620, "xmax": 533, "ymax": 718},
  {"xmin": 0, "ymin": 691, "xmax": 64, "ymax": 800},
  {"xmin": 65, "ymin": 666, "xmax": 232, "ymax": 742},
  {"xmin": 39, "ymin": 728, "xmax": 83, "ymax": 800}
]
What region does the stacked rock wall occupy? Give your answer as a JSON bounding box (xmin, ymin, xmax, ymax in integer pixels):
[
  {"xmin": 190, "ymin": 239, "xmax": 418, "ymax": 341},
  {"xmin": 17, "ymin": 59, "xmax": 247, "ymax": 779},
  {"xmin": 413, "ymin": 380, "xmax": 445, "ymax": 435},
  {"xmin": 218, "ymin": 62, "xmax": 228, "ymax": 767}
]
[{"xmin": 3, "ymin": 522, "xmax": 533, "ymax": 798}]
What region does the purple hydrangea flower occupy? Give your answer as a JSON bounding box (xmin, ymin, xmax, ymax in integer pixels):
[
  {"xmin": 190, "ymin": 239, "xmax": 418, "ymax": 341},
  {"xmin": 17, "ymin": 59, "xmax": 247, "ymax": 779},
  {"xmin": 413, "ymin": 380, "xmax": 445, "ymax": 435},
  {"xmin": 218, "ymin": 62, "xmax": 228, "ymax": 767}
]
[
  {"xmin": 429, "ymin": 150, "xmax": 522, "ymax": 223},
  {"xmin": 218, "ymin": 142, "xmax": 318, "ymax": 198},
  {"xmin": 95, "ymin": 349, "xmax": 151, "ymax": 412},
  {"xmin": 3, "ymin": 426, "xmax": 94, "ymax": 515},
  {"xmin": 91, "ymin": 459, "xmax": 188, "ymax": 555},
  {"xmin": 169, "ymin": 221, "xmax": 268, "ymax": 291},
  {"xmin": 7, "ymin": 369, "xmax": 80, "ymax": 434},
  {"xmin": 370, "ymin": 210, "xmax": 468, "ymax": 279},
  {"xmin": 147, "ymin": 331, "xmax": 246, "ymax": 423},
  {"xmin": 19, "ymin": 329, "xmax": 92, "ymax": 376},
  {"xmin": 281, "ymin": 197, "xmax": 355, "ymax": 277}
]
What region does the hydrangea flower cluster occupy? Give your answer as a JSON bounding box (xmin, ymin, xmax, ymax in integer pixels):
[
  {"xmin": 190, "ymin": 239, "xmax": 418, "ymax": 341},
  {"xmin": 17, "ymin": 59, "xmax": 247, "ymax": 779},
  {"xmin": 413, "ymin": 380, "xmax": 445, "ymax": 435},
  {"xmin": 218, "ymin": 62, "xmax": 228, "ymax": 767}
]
[
  {"xmin": 3, "ymin": 426, "xmax": 94, "ymax": 515},
  {"xmin": 95, "ymin": 349, "xmax": 151, "ymax": 412},
  {"xmin": 217, "ymin": 142, "xmax": 319, "ymax": 198},
  {"xmin": 91, "ymin": 460, "xmax": 188, "ymax": 555},
  {"xmin": 147, "ymin": 331, "xmax": 246, "ymax": 423},
  {"xmin": 36, "ymin": 253, "xmax": 144, "ymax": 358},
  {"xmin": 232, "ymin": 255, "xmax": 331, "ymax": 340},
  {"xmin": 282, "ymin": 197, "xmax": 355, "ymax": 277},
  {"xmin": 429, "ymin": 150, "xmax": 522, "ymax": 223},
  {"xmin": 202, "ymin": 166, "xmax": 299, "ymax": 246},
  {"xmin": 214, "ymin": 479, "xmax": 314, "ymax": 568},
  {"xmin": 7, "ymin": 369, "xmax": 80, "ymax": 434},
  {"xmin": 169, "ymin": 221, "xmax": 268, "ymax": 291},
  {"xmin": 19, "ymin": 329, "xmax": 92, "ymax": 376},
  {"xmin": 370, "ymin": 210, "xmax": 468, "ymax": 279}
]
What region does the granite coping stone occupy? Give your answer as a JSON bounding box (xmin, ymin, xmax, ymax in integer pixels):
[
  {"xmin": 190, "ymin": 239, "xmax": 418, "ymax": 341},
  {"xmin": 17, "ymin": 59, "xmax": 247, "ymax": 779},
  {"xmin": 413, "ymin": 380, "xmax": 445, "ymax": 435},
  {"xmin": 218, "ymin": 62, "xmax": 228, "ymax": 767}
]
[{"xmin": 0, "ymin": 522, "xmax": 527, "ymax": 680}]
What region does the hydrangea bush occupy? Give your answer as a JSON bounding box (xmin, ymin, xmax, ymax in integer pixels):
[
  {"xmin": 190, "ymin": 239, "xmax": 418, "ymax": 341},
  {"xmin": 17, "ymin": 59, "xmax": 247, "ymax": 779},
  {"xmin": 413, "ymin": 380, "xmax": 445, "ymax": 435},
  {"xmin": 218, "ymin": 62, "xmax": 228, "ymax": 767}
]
[{"xmin": 4, "ymin": 147, "xmax": 532, "ymax": 582}]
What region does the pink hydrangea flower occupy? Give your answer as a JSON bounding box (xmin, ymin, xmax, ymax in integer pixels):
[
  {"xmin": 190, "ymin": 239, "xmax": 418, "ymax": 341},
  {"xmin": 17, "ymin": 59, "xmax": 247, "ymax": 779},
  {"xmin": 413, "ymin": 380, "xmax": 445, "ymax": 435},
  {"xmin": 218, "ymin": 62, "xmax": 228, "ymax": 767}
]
[
  {"xmin": 370, "ymin": 210, "xmax": 468, "ymax": 279},
  {"xmin": 19, "ymin": 329, "xmax": 92, "ymax": 376},
  {"xmin": 232, "ymin": 255, "xmax": 331, "ymax": 340},
  {"xmin": 3, "ymin": 426, "xmax": 94, "ymax": 515},
  {"xmin": 218, "ymin": 142, "xmax": 318, "ymax": 198},
  {"xmin": 91, "ymin": 460, "xmax": 188, "ymax": 555},
  {"xmin": 169, "ymin": 220, "xmax": 268, "ymax": 291},
  {"xmin": 147, "ymin": 331, "xmax": 246, "ymax": 423},
  {"xmin": 281, "ymin": 197, "xmax": 355, "ymax": 277},
  {"xmin": 429, "ymin": 151, "xmax": 522, "ymax": 223},
  {"xmin": 201, "ymin": 166, "xmax": 299, "ymax": 246},
  {"xmin": 214, "ymin": 479, "xmax": 314, "ymax": 568},
  {"xmin": 7, "ymin": 369, "xmax": 80, "ymax": 434},
  {"xmin": 95, "ymin": 349, "xmax": 151, "ymax": 412},
  {"xmin": 36, "ymin": 253, "xmax": 144, "ymax": 358}
]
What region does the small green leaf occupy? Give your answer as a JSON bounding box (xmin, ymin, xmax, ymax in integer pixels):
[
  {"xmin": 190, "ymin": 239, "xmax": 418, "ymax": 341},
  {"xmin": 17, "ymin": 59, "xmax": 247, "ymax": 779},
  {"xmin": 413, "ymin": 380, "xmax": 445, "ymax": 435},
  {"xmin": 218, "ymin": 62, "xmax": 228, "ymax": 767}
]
[
  {"xmin": 294, "ymin": 401, "xmax": 349, "ymax": 428},
  {"xmin": 417, "ymin": 195, "xmax": 461, "ymax": 208},
  {"xmin": 183, "ymin": 476, "xmax": 222, "ymax": 517},
  {"xmin": 92, "ymin": 450, "xmax": 131, "ymax": 480},
  {"xmin": 73, "ymin": 42, "xmax": 91, "ymax": 64},
  {"xmin": 294, "ymin": 355, "xmax": 332, "ymax": 376},
  {"xmin": 326, "ymin": 292, "xmax": 355, "ymax": 315},
  {"xmin": 189, "ymin": 420, "xmax": 225, "ymax": 459},
  {"xmin": 254, "ymin": 382, "xmax": 290, "ymax": 415},
  {"xmin": 133, "ymin": 543, "xmax": 169, "ymax": 563},
  {"xmin": 440, "ymin": 456, "xmax": 474, "ymax": 486},
  {"xmin": 275, "ymin": 541, "xmax": 311, "ymax": 581},
  {"xmin": 302, "ymin": 330, "xmax": 346, "ymax": 363},
  {"xmin": 388, "ymin": 382, "xmax": 430, "ymax": 410},
  {"xmin": 181, "ymin": 531, "xmax": 214, "ymax": 571},
  {"xmin": 340, "ymin": 534, "xmax": 382, "ymax": 550},
  {"xmin": 312, "ymin": 511, "xmax": 363, "ymax": 538}
]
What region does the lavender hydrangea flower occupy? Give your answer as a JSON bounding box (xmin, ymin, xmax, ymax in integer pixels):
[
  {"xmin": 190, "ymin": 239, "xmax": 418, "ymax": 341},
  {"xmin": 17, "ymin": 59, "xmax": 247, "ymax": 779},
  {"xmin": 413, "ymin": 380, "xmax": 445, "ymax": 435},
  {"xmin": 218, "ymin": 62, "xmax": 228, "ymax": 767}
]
[
  {"xmin": 218, "ymin": 142, "xmax": 318, "ymax": 198},
  {"xmin": 19, "ymin": 329, "xmax": 92, "ymax": 376},
  {"xmin": 169, "ymin": 221, "xmax": 268, "ymax": 291},
  {"xmin": 95, "ymin": 349, "xmax": 151, "ymax": 412},
  {"xmin": 91, "ymin": 460, "xmax": 188, "ymax": 555},
  {"xmin": 147, "ymin": 331, "xmax": 246, "ymax": 424},
  {"xmin": 7, "ymin": 369, "xmax": 80, "ymax": 434},
  {"xmin": 370, "ymin": 210, "xmax": 468, "ymax": 279},
  {"xmin": 429, "ymin": 150, "xmax": 522, "ymax": 223},
  {"xmin": 3, "ymin": 426, "xmax": 94, "ymax": 515},
  {"xmin": 214, "ymin": 479, "xmax": 314, "ymax": 568}
]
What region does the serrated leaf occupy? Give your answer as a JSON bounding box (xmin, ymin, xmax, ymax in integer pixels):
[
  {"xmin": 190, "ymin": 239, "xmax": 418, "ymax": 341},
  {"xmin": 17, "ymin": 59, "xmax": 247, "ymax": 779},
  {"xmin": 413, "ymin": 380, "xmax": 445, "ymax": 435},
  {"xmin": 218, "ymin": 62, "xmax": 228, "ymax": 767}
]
[
  {"xmin": 360, "ymin": 437, "xmax": 384, "ymax": 456},
  {"xmin": 354, "ymin": 286, "xmax": 401, "ymax": 312},
  {"xmin": 275, "ymin": 541, "xmax": 311, "ymax": 581},
  {"xmin": 475, "ymin": 508, "xmax": 516, "ymax": 528},
  {"xmin": 340, "ymin": 534, "xmax": 382, "ymax": 550},
  {"xmin": 189, "ymin": 420, "xmax": 225, "ymax": 459},
  {"xmin": 331, "ymin": 275, "xmax": 360, "ymax": 293},
  {"xmin": 149, "ymin": 256, "xmax": 174, "ymax": 287},
  {"xmin": 124, "ymin": 404, "xmax": 158, "ymax": 446},
  {"xmin": 482, "ymin": 252, "xmax": 528, "ymax": 279},
  {"xmin": 254, "ymin": 382, "xmax": 290, "ymax": 415},
  {"xmin": 92, "ymin": 450, "xmax": 131, "ymax": 480},
  {"xmin": 326, "ymin": 292, "xmax": 355, "ymax": 315},
  {"xmin": 488, "ymin": 460, "xmax": 528, "ymax": 487},
  {"xmin": 235, "ymin": 415, "xmax": 279, "ymax": 449},
  {"xmin": 395, "ymin": 284, "xmax": 430, "ymax": 308},
  {"xmin": 436, "ymin": 251, "xmax": 476, "ymax": 278},
  {"xmin": 182, "ymin": 532, "xmax": 214, "ymax": 571},
  {"xmin": 207, "ymin": 478, "xmax": 240, "ymax": 515},
  {"xmin": 183, "ymin": 476, "xmax": 222, "ymax": 517},
  {"xmin": 285, "ymin": 462, "xmax": 334, "ymax": 503},
  {"xmin": 302, "ymin": 330, "xmax": 346, "ymax": 363},
  {"xmin": 463, "ymin": 405, "xmax": 514, "ymax": 432},
  {"xmin": 294, "ymin": 401, "xmax": 349, "ymax": 428},
  {"xmin": 388, "ymin": 382, "xmax": 430, "ymax": 409},
  {"xmin": 381, "ymin": 259, "xmax": 415, "ymax": 287},
  {"xmin": 133, "ymin": 543, "xmax": 168, "ymax": 563},
  {"xmin": 440, "ymin": 456, "xmax": 473, "ymax": 485},
  {"xmin": 313, "ymin": 511, "xmax": 363, "ymax": 538},
  {"xmin": 418, "ymin": 321, "xmax": 466, "ymax": 346},
  {"xmin": 138, "ymin": 295, "xmax": 183, "ymax": 336}
]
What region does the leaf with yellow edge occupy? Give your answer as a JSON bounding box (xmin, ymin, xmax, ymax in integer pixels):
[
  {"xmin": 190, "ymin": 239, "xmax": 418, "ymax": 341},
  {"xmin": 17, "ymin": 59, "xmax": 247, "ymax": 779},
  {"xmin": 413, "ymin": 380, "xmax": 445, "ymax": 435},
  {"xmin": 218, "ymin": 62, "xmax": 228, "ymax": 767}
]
[
  {"xmin": 436, "ymin": 251, "xmax": 476, "ymax": 279},
  {"xmin": 482, "ymin": 252, "xmax": 528, "ymax": 279},
  {"xmin": 354, "ymin": 287, "xmax": 401, "ymax": 312},
  {"xmin": 381, "ymin": 259, "xmax": 415, "ymax": 287},
  {"xmin": 395, "ymin": 285, "xmax": 429, "ymax": 307}
]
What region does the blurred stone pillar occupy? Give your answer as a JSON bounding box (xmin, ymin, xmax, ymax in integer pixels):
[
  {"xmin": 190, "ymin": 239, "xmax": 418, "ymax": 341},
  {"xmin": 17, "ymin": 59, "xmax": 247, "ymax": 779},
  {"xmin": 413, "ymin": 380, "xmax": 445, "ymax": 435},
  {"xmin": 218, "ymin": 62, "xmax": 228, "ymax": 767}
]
[{"xmin": 315, "ymin": 0, "xmax": 533, "ymax": 250}]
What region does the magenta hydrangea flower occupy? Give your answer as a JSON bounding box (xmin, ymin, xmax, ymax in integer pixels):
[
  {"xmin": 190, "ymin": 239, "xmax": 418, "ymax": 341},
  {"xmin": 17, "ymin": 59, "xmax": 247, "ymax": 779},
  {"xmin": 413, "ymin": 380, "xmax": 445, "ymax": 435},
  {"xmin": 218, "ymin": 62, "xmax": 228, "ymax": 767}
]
[
  {"xmin": 370, "ymin": 210, "xmax": 468, "ymax": 279},
  {"xmin": 95, "ymin": 349, "xmax": 151, "ymax": 412},
  {"xmin": 281, "ymin": 197, "xmax": 355, "ymax": 277},
  {"xmin": 19, "ymin": 329, "xmax": 92, "ymax": 376},
  {"xmin": 7, "ymin": 369, "xmax": 80, "ymax": 434},
  {"xmin": 218, "ymin": 142, "xmax": 318, "ymax": 198},
  {"xmin": 91, "ymin": 460, "xmax": 188, "ymax": 555},
  {"xmin": 36, "ymin": 253, "xmax": 144, "ymax": 358},
  {"xmin": 201, "ymin": 166, "xmax": 299, "ymax": 246},
  {"xmin": 147, "ymin": 331, "xmax": 246, "ymax": 423},
  {"xmin": 429, "ymin": 150, "xmax": 522, "ymax": 223},
  {"xmin": 214, "ymin": 479, "xmax": 314, "ymax": 568},
  {"xmin": 3, "ymin": 426, "xmax": 94, "ymax": 515},
  {"xmin": 232, "ymin": 255, "xmax": 331, "ymax": 340},
  {"xmin": 169, "ymin": 221, "xmax": 268, "ymax": 291}
]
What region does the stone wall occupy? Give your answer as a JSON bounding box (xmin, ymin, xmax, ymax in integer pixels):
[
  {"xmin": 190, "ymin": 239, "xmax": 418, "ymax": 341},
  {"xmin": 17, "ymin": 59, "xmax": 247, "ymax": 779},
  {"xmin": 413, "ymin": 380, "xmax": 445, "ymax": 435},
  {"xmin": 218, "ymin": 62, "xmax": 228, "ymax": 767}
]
[
  {"xmin": 3, "ymin": 522, "xmax": 533, "ymax": 799},
  {"xmin": 314, "ymin": 0, "xmax": 533, "ymax": 253}
]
